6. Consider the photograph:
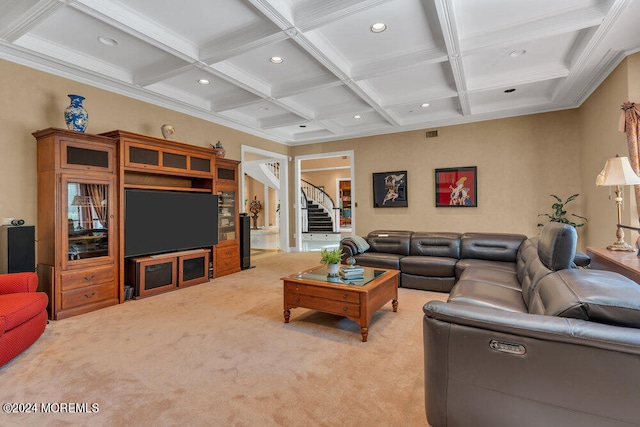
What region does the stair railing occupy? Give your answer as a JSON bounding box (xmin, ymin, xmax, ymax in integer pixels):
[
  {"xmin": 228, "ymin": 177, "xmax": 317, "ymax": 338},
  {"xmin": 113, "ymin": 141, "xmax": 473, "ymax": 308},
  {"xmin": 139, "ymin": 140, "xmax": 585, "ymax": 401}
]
[
  {"xmin": 266, "ymin": 162, "xmax": 280, "ymax": 180},
  {"xmin": 300, "ymin": 190, "xmax": 309, "ymax": 233},
  {"xmin": 300, "ymin": 179, "xmax": 340, "ymax": 233}
]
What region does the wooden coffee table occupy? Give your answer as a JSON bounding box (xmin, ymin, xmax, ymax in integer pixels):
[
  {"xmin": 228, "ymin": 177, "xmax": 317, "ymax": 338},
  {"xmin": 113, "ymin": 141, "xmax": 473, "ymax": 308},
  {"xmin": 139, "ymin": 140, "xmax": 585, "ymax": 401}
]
[{"xmin": 281, "ymin": 265, "xmax": 399, "ymax": 342}]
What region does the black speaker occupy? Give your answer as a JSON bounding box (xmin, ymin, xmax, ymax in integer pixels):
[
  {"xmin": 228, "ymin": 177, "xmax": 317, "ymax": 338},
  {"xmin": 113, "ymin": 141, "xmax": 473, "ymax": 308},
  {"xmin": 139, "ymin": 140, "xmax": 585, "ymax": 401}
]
[
  {"xmin": 0, "ymin": 225, "xmax": 35, "ymax": 273},
  {"xmin": 239, "ymin": 213, "xmax": 251, "ymax": 269}
]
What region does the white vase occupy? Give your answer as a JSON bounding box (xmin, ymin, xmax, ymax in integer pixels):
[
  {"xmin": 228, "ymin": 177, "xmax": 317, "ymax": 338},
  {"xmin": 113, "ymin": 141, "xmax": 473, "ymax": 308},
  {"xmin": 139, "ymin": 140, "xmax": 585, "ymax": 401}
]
[{"xmin": 327, "ymin": 263, "xmax": 339, "ymax": 277}]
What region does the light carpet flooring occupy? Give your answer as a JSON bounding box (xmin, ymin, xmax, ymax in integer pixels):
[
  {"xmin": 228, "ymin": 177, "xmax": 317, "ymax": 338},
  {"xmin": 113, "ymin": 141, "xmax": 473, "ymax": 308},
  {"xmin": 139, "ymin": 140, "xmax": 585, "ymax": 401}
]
[{"xmin": 0, "ymin": 252, "xmax": 447, "ymax": 426}]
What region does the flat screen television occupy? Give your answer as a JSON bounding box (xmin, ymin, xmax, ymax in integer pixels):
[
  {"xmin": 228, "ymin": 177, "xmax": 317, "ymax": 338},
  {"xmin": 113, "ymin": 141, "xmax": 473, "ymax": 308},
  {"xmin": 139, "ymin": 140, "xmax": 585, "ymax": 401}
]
[{"xmin": 124, "ymin": 189, "xmax": 218, "ymax": 258}]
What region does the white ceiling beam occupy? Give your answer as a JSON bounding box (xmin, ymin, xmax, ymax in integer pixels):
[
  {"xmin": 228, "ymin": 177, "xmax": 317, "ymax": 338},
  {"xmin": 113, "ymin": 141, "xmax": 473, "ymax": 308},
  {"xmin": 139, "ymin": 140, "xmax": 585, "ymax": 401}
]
[
  {"xmin": 467, "ymin": 64, "xmax": 570, "ymax": 93},
  {"xmin": 552, "ymin": 0, "xmax": 633, "ymax": 105},
  {"xmin": 271, "ymin": 74, "xmax": 341, "ymax": 99},
  {"xmin": 433, "ymin": 0, "xmax": 470, "ymax": 116},
  {"xmin": 260, "ymin": 113, "xmax": 307, "ymax": 129},
  {"xmin": 460, "ymin": 6, "xmax": 607, "ymax": 54},
  {"xmin": 293, "ymin": 0, "xmax": 393, "ymax": 32},
  {"xmin": 350, "ymin": 47, "xmax": 448, "ymax": 81},
  {"xmin": 72, "ymin": 0, "xmax": 199, "ymax": 62},
  {"xmin": 200, "ymin": 26, "xmax": 286, "ymax": 65},
  {"xmin": 15, "ymin": 33, "xmax": 132, "ymax": 82},
  {"xmin": 0, "ymin": 0, "xmax": 64, "ymax": 42}
]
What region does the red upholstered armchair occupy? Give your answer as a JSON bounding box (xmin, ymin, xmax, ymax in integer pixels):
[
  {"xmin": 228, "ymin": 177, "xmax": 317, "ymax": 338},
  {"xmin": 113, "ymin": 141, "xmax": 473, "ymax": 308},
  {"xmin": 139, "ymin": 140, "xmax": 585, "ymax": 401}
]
[{"xmin": 0, "ymin": 272, "xmax": 48, "ymax": 367}]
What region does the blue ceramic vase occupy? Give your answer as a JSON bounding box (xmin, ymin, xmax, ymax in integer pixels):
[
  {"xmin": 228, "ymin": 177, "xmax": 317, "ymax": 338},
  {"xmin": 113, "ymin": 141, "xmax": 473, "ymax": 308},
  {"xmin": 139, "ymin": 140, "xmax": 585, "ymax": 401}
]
[{"xmin": 64, "ymin": 94, "xmax": 88, "ymax": 132}]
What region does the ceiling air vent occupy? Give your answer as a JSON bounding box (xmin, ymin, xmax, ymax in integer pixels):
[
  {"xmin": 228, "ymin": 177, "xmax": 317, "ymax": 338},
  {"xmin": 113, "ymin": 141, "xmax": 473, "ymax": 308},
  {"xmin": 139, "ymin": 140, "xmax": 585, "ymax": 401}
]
[{"xmin": 426, "ymin": 130, "xmax": 438, "ymax": 138}]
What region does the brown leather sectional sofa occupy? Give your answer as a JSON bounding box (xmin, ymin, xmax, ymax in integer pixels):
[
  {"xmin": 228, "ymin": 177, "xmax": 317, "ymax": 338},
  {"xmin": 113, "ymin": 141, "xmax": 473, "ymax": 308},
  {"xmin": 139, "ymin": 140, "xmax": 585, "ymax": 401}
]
[{"xmin": 343, "ymin": 223, "xmax": 640, "ymax": 426}]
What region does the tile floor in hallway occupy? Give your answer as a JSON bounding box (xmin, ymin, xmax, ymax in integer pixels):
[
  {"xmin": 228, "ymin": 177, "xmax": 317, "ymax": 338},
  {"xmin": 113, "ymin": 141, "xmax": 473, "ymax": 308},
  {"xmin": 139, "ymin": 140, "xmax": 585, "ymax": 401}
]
[{"xmin": 250, "ymin": 227, "xmax": 352, "ymax": 256}]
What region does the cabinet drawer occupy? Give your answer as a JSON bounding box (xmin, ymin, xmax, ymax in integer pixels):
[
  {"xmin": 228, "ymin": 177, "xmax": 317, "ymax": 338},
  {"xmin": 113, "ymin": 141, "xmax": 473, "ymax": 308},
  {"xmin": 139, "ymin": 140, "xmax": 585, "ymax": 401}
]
[
  {"xmin": 60, "ymin": 265, "xmax": 114, "ymax": 291},
  {"xmin": 61, "ymin": 282, "xmax": 117, "ymax": 310},
  {"xmin": 285, "ymin": 283, "xmax": 359, "ymax": 303},
  {"xmin": 215, "ymin": 255, "xmax": 240, "ymax": 272},
  {"xmin": 215, "ymin": 245, "xmax": 239, "ymax": 270},
  {"xmin": 216, "ymin": 244, "xmax": 239, "ymax": 260},
  {"xmin": 286, "ymin": 293, "xmax": 360, "ymax": 317}
]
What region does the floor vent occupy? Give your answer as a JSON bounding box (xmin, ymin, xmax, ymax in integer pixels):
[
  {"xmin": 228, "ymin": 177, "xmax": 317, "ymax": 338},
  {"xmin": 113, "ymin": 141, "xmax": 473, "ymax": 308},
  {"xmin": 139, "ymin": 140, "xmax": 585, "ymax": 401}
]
[{"xmin": 426, "ymin": 130, "xmax": 438, "ymax": 138}]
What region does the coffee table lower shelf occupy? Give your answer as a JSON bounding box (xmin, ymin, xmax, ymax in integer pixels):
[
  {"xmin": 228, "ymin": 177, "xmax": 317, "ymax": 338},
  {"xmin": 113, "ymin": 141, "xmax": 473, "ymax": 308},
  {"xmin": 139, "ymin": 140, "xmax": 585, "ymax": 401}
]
[{"xmin": 281, "ymin": 265, "xmax": 399, "ymax": 342}]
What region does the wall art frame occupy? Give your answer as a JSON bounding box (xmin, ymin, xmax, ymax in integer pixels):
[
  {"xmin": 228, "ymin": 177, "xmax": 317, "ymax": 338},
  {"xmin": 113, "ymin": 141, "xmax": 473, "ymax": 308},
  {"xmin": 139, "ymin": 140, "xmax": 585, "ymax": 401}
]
[
  {"xmin": 373, "ymin": 171, "xmax": 408, "ymax": 208},
  {"xmin": 435, "ymin": 166, "xmax": 477, "ymax": 207}
]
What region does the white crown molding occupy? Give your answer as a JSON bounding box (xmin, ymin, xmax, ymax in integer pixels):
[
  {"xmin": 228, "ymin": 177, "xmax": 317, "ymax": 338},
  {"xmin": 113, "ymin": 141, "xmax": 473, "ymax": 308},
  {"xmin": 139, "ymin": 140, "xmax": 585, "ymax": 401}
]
[{"xmin": 0, "ymin": 0, "xmax": 64, "ymax": 42}]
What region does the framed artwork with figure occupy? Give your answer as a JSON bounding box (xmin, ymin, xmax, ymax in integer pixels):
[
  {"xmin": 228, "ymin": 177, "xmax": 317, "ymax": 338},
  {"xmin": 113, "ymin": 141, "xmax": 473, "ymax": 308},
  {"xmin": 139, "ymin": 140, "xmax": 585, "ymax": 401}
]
[
  {"xmin": 373, "ymin": 171, "xmax": 407, "ymax": 208},
  {"xmin": 435, "ymin": 166, "xmax": 477, "ymax": 207}
]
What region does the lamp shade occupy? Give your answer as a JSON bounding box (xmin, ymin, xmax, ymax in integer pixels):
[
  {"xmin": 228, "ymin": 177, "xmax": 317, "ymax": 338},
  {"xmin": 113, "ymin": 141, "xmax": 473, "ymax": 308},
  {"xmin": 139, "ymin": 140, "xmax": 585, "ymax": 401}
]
[{"xmin": 595, "ymin": 156, "xmax": 640, "ymax": 186}]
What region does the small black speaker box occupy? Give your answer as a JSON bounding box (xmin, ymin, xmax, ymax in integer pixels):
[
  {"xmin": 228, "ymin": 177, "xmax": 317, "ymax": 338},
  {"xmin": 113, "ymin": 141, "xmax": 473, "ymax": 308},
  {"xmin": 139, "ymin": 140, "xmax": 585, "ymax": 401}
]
[{"xmin": 0, "ymin": 225, "xmax": 35, "ymax": 273}]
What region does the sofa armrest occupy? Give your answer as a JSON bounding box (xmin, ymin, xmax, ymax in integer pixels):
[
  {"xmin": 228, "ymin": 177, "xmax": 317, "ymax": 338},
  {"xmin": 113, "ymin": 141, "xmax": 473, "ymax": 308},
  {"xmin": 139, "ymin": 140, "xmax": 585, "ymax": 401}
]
[
  {"xmin": 0, "ymin": 272, "xmax": 38, "ymax": 295},
  {"xmin": 423, "ymin": 300, "xmax": 640, "ymax": 354},
  {"xmin": 339, "ymin": 240, "xmax": 359, "ymax": 260},
  {"xmin": 424, "ymin": 300, "xmax": 640, "ymax": 427}
]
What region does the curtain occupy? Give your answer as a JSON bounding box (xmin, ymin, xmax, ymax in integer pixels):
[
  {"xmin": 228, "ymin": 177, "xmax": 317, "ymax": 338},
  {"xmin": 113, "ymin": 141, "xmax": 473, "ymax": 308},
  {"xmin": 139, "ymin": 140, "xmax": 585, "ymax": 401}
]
[
  {"xmin": 620, "ymin": 102, "xmax": 640, "ymax": 219},
  {"xmin": 81, "ymin": 184, "xmax": 108, "ymax": 228}
]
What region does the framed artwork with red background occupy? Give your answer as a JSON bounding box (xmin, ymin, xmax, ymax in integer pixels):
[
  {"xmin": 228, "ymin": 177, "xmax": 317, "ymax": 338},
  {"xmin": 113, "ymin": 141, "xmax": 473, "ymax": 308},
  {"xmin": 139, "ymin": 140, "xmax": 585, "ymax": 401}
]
[{"xmin": 435, "ymin": 166, "xmax": 477, "ymax": 207}]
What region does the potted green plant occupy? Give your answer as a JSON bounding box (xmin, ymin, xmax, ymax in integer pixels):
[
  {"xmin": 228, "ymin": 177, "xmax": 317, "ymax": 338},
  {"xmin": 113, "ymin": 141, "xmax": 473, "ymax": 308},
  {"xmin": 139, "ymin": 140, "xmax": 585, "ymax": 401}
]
[
  {"xmin": 320, "ymin": 247, "xmax": 344, "ymax": 277},
  {"xmin": 537, "ymin": 194, "xmax": 587, "ymax": 228}
]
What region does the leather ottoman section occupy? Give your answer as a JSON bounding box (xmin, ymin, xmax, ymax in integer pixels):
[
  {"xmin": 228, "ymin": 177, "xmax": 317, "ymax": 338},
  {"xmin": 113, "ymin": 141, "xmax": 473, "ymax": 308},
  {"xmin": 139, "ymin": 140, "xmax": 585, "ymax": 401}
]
[
  {"xmin": 353, "ymin": 252, "xmax": 404, "ymax": 270},
  {"xmin": 400, "ymin": 256, "xmax": 456, "ymax": 277},
  {"xmin": 459, "ymin": 267, "xmax": 520, "ymax": 291},
  {"xmin": 401, "ymin": 273, "xmax": 455, "ymax": 292},
  {"xmin": 455, "ymin": 258, "xmax": 517, "ymax": 278},
  {"xmin": 448, "ymin": 281, "xmax": 527, "ymax": 313}
]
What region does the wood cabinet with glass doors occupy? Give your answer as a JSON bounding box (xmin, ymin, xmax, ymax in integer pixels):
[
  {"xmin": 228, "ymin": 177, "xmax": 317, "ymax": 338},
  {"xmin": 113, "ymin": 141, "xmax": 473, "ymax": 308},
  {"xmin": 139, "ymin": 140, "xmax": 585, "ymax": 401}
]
[
  {"xmin": 34, "ymin": 128, "xmax": 119, "ymax": 320},
  {"xmin": 215, "ymin": 158, "xmax": 241, "ymax": 277}
]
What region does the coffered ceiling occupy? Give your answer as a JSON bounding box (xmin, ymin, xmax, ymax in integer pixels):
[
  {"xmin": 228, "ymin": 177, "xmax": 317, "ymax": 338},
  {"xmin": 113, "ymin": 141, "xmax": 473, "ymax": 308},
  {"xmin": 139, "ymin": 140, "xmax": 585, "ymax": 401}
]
[{"xmin": 1, "ymin": 0, "xmax": 639, "ymax": 145}]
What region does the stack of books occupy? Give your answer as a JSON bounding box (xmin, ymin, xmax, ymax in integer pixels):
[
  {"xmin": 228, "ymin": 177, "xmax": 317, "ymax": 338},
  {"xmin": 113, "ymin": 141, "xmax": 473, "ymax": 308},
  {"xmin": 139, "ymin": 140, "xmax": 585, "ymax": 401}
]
[{"xmin": 339, "ymin": 265, "xmax": 364, "ymax": 281}]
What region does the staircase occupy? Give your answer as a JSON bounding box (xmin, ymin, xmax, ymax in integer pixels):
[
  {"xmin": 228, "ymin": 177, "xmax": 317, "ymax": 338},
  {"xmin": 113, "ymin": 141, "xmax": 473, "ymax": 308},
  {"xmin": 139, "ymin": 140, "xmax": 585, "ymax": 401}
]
[{"xmin": 306, "ymin": 201, "xmax": 334, "ymax": 232}]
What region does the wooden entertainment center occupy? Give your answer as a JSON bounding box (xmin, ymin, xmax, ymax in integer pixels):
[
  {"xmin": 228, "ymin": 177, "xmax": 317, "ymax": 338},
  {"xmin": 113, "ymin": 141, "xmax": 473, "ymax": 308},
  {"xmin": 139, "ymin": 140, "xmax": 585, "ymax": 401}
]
[{"xmin": 34, "ymin": 128, "xmax": 240, "ymax": 320}]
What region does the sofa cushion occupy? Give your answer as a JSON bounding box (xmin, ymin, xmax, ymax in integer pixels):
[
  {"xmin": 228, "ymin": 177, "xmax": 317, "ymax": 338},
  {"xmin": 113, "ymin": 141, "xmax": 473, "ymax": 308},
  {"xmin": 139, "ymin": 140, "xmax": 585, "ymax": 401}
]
[
  {"xmin": 353, "ymin": 253, "xmax": 403, "ymax": 270},
  {"xmin": 448, "ymin": 281, "xmax": 527, "ymax": 313},
  {"xmin": 537, "ymin": 222, "xmax": 576, "ymax": 271},
  {"xmin": 401, "ymin": 273, "xmax": 455, "ymax": 292},
  {"xmin": 366, "ymin": 230, "xmax": 412, "ymax": 256},
  {"xmin": 459, "ymin": 233, "xmax": 527, "ymax": 262},
  {"xmin": 529, "ymin": 269, "xmax": 640, "ymax": 328},
  {"xmin": 455, "ymin": 259, "xmax": 516, "ymax": 279},
  {"xmin": 409, "ymin": 232, "xmax": 461, "ymax": 257},
  {"xmin": 0, "ymin": 293, "xmax": 48, "ymax": 332},
  {"xmin": 400, "ymin": 256, "xmax": 456, "ymax": 277},
  {"xmin": 459, "ymin": 267, "xmax": 520, "ymax": 291}
]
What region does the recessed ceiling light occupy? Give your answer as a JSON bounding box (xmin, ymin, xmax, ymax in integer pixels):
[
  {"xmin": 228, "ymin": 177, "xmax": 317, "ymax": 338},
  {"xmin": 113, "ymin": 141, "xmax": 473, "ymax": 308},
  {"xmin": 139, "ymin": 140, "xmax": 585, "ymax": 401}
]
[
  {"xmin": 97, "ymin": 36, "xmax": 118, "ymax": 46},
  {"xmin": 509, "ymin": 49, "xmax": 526, "ymax": 57},
  {"xmin": 370, "ymin": 22, "xmax": 387, "ymax": 33},
  {"xmin": 354, "ymin": 115, "xmax": 362, "ymax": 119},
  {"xmin": 504, "ymin": 88, "xmax": 516, "ymax": 93},
  {"xmin": 421, "ymin": 103, "xmax": 430, "ymax": 108},
  {"xmin": 270, "ymin": 56, "xmax": 283, "ymax": 64},
  {"xmin": 198, "ymin": 78, "xmax": 210, "ymax": 85}
]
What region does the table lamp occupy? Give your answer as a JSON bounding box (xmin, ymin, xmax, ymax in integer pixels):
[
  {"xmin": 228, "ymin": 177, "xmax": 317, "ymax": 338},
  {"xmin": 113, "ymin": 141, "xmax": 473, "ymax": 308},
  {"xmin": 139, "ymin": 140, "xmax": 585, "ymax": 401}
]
[{"xmin": 596, "ymin": 154, "xmax": 640, "ymax": 251}]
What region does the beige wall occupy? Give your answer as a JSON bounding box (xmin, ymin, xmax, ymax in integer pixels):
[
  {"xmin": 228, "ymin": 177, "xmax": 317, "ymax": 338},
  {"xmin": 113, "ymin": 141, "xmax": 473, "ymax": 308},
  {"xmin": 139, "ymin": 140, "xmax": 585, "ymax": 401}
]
[
  {"xmin": 292, "ymin": 110, "xmax": 582, "ymax": 245},
  {"xmin": 3, "ymin": 52, "xmax": 640, "ymax": 254},
  {"xmin": 0, "ymin": 59, "xmax": 284, "ymax": 229},
  {"xmin": 579, "ymin": 53, "xmax": 640, "ymax": 249}
]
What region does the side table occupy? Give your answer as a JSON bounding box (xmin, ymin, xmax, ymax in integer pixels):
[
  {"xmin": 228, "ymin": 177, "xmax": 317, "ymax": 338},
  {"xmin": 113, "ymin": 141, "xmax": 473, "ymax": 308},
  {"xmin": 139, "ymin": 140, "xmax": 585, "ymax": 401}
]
[{"xmin": 586, "ymin": 246, "xmax": 640, "ymax": 285}]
